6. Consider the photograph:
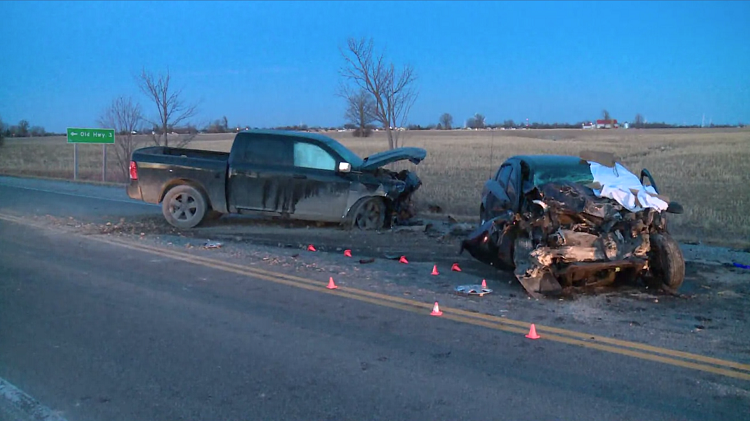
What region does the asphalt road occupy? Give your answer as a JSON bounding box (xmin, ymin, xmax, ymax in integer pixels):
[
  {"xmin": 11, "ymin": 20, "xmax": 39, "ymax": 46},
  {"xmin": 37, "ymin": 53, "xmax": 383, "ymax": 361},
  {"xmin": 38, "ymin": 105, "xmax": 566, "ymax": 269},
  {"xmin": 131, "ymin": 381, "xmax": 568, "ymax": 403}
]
[{"xmin": 1, "ymin": 177, "xmax": 748, "ymax": 420}]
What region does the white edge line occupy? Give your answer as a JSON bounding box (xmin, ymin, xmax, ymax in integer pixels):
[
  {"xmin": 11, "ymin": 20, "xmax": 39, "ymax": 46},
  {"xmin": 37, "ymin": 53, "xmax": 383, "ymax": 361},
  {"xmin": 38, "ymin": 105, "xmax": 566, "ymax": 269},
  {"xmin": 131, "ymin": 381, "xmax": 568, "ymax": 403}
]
[
  {"xmin": 0, "ymin": 182, "xmax": 159, "ymax": 207},
  {"xmin": 0, "ymin": 377, "xmax": 69, "ymax": 421}
]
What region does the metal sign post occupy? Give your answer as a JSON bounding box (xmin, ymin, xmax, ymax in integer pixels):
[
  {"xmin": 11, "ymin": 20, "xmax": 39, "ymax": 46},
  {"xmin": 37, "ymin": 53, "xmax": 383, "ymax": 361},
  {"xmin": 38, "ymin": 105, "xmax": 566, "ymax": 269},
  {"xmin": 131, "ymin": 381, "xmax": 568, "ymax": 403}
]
[
  {"xmin": 102, "ymin": 144, "xmax": 107, "ymax": 182},
  {"xmin": 67, "ymin": 128, "xmax": 115, "ymax": 181},
  {"xmin": 73, "ymin": 144, "xmax": 78, "ymax": 180}
]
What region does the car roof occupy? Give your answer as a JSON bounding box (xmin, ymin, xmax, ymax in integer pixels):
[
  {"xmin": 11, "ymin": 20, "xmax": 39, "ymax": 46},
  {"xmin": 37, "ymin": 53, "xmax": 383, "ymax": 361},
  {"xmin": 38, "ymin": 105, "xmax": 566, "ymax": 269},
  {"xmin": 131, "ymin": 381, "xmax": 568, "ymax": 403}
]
[{"xmin": 509, "ymin": 154, "xmax": 589, "ymax": 169}]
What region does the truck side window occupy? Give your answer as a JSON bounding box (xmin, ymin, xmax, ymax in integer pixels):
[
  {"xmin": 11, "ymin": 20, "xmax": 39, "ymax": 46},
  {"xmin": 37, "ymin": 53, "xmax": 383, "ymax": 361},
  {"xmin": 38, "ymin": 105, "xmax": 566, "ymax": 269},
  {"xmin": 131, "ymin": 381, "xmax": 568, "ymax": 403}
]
[
  {"xmin": 294, "ymin": 142, "xmax": 336, "ymax": 171},
  {"xmin": 243, "ymin": 137, "xmax": 293, "ymax": 166}
]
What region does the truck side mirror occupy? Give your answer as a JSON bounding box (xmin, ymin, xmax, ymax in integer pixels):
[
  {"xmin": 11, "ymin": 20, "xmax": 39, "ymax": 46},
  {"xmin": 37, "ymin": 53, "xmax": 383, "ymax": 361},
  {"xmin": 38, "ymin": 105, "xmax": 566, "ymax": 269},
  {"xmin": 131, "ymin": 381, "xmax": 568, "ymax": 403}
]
[{"xmin": 338, "ymin": 162, "xmax": 351, "ymax": 173}]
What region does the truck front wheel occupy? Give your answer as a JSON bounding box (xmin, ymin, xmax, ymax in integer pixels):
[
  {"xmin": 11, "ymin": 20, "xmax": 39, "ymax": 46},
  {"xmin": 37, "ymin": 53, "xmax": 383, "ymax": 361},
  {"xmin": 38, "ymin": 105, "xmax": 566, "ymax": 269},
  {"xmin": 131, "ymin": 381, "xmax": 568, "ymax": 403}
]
[
  {"xmin": 351, "ymin": 197, "xmax": 385, "ymax": 230},
  {"xmin": 162, "ymin": 185, "xmax": 207, "ymax": 229}
]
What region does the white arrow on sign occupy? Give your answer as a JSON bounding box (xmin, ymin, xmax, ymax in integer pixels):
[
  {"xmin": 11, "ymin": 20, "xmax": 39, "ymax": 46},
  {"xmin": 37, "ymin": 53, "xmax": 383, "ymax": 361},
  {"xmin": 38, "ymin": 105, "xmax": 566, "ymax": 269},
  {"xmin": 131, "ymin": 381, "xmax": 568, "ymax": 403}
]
[{"xmin": 71, "ymin": 132, "xmax": 78, "ymax": 136}]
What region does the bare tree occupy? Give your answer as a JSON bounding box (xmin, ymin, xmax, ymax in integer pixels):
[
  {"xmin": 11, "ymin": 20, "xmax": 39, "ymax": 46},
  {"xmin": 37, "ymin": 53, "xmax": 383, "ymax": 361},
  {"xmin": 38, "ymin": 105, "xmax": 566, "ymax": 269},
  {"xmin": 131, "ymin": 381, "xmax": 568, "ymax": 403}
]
[
  {"xmin": 339, "ymin": 37, "xmax": 418, "ymax": 149},
  {"xmin": 439, "ymin": 113, "xmax": 453, "ymax": 130},
  {"xmin": 634, "ymin": 113, "xmax": 644, "ymax": 129},
  {"xmin": 602, "ymin": 109, "xmax": 611, "ymax": 120},
  {"xmin": 137, "ymin": 68, "xmax": 198, "ymax": 148},
  {"xmin": 467, "ymin": 113, "xmax": 486, "ymax": 129},
  {"xmin": 342, "ymin": 88, "xmax": 377, "ymax": 137},
  {"xmin": 17, "ymin": 120, "xmax": 29, "ymax": 137},
  {"xmin": 30, "ymin": 126, "xmax": 45, "ymax": 137},
  {"xmin": 206, "ymin": 118, "xmax": 229, "ymax": 133},
  {"xmin": 99, "ymin": 96, "xmax": 143, "ymax": 181}
]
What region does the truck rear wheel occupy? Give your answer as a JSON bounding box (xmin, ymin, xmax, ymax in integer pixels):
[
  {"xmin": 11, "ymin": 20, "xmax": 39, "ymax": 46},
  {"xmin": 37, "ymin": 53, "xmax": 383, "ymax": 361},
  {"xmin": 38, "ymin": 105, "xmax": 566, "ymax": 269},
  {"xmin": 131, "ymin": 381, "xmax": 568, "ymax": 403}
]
[
  {"xmin": 647, "ymin": 233, "xmax": 685, "ymax": 292},
  {"xmin": 162, "ymin": 185, "xmax": 207, "ymax": 229}
]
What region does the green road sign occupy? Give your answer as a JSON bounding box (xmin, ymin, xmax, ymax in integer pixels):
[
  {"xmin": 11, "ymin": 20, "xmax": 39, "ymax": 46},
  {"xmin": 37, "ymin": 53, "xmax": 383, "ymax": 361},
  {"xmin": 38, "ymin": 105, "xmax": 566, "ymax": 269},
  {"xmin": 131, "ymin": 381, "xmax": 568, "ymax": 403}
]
[{"xmin": 67, "ymin": 127, "xmax": 115, "ymax": 144}]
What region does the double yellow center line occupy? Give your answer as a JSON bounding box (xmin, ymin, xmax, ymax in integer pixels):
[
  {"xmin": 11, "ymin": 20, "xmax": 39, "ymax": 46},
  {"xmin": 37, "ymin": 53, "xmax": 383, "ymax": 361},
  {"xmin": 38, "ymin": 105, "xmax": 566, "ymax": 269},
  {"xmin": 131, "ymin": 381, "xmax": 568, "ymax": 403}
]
[{"xmin": 2, "ymin": 212, "xmax": 749, "ymax": 381}]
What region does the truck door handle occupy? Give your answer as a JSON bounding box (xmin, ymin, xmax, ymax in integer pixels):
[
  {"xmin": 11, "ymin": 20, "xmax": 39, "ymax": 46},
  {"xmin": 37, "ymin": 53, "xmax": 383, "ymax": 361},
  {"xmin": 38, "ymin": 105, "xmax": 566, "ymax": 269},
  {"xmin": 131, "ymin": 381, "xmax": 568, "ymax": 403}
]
[{"xmin": 293, "ymin": 174, "xmax": 307, "ymax": 179}]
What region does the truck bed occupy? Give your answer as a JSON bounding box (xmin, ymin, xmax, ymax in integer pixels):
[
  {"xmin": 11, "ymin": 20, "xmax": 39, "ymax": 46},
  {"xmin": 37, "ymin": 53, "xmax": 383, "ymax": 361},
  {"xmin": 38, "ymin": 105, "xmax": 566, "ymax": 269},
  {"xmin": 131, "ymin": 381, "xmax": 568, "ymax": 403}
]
[{"xmin": 129, "ymin": 146, "xmax": 230, "ymax": 213}]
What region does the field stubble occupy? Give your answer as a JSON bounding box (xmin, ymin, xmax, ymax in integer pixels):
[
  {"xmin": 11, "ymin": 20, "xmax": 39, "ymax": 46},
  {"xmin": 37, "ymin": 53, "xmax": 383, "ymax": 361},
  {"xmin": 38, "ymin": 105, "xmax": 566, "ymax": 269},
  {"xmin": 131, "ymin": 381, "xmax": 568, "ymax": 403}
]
[{"xmin": 1, "ymin": 129, "xmax": 748, "ymax": 247}]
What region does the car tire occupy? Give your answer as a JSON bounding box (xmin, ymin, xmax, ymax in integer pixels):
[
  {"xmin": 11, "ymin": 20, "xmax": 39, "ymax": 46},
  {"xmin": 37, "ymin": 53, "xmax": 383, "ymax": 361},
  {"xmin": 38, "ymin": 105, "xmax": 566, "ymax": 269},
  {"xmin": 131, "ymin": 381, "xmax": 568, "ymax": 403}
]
[
  {"xmin": 351, "ymin": 197, "xmax": 385, "ymax": 230},
  {"xmin": 647, "ymin": 233, "xmax": 685, "ymax": 291},
  {"xmin": 161, "ymin": 184, "xmax": 208, "ymax": 229}
]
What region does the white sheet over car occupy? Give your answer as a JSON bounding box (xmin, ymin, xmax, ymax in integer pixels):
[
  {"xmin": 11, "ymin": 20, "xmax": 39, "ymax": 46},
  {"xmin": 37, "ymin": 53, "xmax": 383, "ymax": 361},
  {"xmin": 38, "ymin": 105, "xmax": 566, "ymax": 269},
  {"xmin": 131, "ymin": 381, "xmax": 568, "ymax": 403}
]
[{"xmin": 587, "ymin": 161, "xmax": 669, "ymax": 212}]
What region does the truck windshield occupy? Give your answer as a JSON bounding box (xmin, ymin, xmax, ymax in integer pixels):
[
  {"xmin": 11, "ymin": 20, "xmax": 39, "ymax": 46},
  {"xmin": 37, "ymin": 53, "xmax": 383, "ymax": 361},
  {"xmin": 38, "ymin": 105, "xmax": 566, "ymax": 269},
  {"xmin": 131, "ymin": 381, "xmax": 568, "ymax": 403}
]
[{"xmin": 322, "ymin": 139, "xmax": 364, "ymax": 169}]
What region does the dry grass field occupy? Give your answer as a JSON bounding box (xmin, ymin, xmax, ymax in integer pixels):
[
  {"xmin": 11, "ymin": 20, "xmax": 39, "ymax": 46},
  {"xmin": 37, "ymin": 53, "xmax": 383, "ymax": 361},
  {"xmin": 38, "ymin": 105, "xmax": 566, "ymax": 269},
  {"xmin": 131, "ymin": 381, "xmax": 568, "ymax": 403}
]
[{"xmin": 1, "ymin": 128, "xmax": 748, "ymax": 247}]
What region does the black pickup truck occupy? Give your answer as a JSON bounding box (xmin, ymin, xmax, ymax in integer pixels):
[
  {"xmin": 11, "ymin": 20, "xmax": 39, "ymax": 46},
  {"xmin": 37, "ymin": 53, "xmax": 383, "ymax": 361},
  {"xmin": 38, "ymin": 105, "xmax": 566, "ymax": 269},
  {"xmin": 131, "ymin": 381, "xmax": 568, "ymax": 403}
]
[{"xmin": 127, "ymin": 130, "xmax": 426, "ymax": 229}]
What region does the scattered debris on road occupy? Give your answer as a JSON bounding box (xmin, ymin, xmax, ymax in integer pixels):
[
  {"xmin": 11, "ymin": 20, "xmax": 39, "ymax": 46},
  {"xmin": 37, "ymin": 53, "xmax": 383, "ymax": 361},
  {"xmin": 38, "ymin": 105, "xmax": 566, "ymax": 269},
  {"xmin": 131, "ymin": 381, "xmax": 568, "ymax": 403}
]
[
  {"xmin": 454, "ymin": 284, "xmax": 492, "ymax": 296},
  {"xmin": 203, "ymin": 240, "xmax": 223, "ymax": 249}
]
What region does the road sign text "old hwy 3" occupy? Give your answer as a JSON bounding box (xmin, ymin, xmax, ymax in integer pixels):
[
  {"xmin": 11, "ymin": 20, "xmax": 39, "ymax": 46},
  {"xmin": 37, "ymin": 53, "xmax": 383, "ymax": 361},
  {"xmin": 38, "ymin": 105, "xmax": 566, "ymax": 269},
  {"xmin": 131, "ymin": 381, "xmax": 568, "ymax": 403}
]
[{"xmin": 67, "ymin": 128, "xmax": 115, "ymax": 144}]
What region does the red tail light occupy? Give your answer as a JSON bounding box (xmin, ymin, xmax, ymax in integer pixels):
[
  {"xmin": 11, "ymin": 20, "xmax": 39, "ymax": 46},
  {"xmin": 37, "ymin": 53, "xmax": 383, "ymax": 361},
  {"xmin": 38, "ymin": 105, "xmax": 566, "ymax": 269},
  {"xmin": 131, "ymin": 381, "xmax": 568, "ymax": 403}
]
[{"xmin": 129, "ymin": 161, "xmax": 138, "ymax": 180}]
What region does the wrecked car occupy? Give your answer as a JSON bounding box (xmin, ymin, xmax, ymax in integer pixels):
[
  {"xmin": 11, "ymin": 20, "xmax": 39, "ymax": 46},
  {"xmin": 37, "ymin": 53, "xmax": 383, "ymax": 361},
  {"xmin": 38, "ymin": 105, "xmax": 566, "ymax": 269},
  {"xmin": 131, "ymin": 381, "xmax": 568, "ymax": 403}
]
[
  {"xmin": 461, "ymin": 152, "xmax": 685, "ymax": 297},
  {"xmin": 127, "ymin": 129, "xmax": 425, "ymax": 229}
]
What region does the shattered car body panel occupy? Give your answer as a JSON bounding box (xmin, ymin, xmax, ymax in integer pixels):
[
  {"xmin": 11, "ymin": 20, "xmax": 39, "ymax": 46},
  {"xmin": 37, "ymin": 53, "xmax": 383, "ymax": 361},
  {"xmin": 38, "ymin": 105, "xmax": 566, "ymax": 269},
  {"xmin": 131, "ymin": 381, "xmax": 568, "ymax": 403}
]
[{"xmin": 462, "ymin": 154, "xmax": 684, "ymax": 297}]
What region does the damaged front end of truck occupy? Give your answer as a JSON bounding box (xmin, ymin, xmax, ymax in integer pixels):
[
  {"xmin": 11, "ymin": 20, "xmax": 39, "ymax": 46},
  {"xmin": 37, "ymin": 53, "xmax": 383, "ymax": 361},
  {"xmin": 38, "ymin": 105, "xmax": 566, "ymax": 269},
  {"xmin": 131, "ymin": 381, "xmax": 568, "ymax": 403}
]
[
  {"xmin": 346, "ymin": 147, "xmax": 426, "ymax": 228},
  {"xmin": 461, "ymin": 154, "xmax": 685, "ymax": 298}
]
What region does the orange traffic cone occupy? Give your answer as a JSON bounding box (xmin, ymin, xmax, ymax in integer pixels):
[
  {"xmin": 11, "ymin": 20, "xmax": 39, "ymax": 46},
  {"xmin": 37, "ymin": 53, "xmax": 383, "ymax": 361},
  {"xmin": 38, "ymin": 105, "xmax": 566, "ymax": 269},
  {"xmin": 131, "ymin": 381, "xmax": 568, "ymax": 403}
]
[
  {"xmin": 431, "ymin": 265, "xmax": 439, "ymax": 276},
  {"xmin": 430, "ymin": 301, "xmax": 442, "ymax": 316},
  {"xmin": 307, "ymin": 244, "xmax": 316, "ymax": 252},
  {"xmin": 344, "ymin": 249, "xmax": 352, "ymax": 257},
  {"xmin": 451, "ymin": 263, "xmax": 462, "ymax": 272},
  {"xmin": 326, "ymin": 277, "xmax": 338, "ymax": 290},
  {"xmin": 399, "ymin": 256, "xmax": 409, "ymax": 264},
  {"xmin": 481, "ymin": 279, "xmax": 487, "ymax": 288},
  {"xmin": 525, "ymin": 324, "xmax": 540, "ymax": 339}
]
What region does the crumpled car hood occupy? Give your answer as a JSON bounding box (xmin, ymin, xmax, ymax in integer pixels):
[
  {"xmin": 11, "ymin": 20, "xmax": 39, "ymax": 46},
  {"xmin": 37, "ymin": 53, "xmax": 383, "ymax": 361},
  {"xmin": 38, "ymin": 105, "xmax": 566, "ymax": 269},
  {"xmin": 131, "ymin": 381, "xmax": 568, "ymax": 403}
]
[
  {"xmin": 358, "ymin": 147, "xmax": 427, "ymax": 171},
  {"xmin": 462, "ymin": 179, "xmax": 665, "ymax": 298}
]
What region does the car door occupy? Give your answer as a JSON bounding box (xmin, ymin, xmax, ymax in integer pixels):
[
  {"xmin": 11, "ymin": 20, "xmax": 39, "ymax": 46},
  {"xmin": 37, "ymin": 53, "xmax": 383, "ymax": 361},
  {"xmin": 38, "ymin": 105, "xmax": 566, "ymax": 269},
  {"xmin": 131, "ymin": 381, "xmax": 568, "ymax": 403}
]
[
  {"xmin": 287, "ymin": 139, "xmax": 350, "ymax": 222},
  {"xmin": 504, "ymin": 162, "xmax": 521, "ymax": 211},
  {"xmin": 227, "ymin": 134, "xmax": 295, "ymax": 213},
  {"xmin": 482, "ymin": 163, "xmax": 513, "ymax": 220}
]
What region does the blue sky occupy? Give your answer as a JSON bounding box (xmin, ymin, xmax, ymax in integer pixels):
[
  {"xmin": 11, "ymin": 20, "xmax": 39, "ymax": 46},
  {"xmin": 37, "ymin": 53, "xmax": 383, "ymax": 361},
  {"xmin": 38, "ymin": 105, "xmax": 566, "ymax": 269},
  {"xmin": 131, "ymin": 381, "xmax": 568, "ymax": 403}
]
[{"xmin": 1, "ymin": 1, "xmax": 748, "ymax": 132}]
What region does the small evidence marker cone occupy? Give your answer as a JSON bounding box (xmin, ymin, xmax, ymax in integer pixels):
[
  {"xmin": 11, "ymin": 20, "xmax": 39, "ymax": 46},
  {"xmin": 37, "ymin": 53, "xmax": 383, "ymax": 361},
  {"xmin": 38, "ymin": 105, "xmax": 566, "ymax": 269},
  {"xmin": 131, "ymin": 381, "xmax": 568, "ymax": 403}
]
[
  {"xmin": 326, "ymin": 277, "xmax": 338, "ymax": 290},
  {"xmin": 344, "ymin": 249, "xmax": 352, "ymax": 257},
  {"xmin": 525, "ymin": 324, "xmax": 541, "ymax": 339},
  {"xmin": 431, "ymin": 265, "xmax": 439, "ymax": 276},
  {"xmin": 451, "ymin": 263, "xmax": 462, "ymax": 272},
  {"xmin": 430, "ymin": 301, "xmax": 442, "ymax": 316},
  {"xmin": 307, "ymin": 244, "xmax": 316, "ymax": 252},
  {"xmin": 481, "ymin": 279, "xmax": 487, "ymax": 288},
  {"xmin": 399, "ymin": 256, "xmax": 409, "ymax": 264}
]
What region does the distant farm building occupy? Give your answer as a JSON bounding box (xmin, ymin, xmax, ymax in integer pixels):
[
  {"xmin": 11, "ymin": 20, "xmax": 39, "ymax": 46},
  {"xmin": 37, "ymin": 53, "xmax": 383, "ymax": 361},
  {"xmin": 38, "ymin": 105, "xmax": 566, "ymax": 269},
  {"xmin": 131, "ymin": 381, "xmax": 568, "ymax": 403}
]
[{"xmin": 596, "ymin": 119, "xmax": 619, "ymax": 129}]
